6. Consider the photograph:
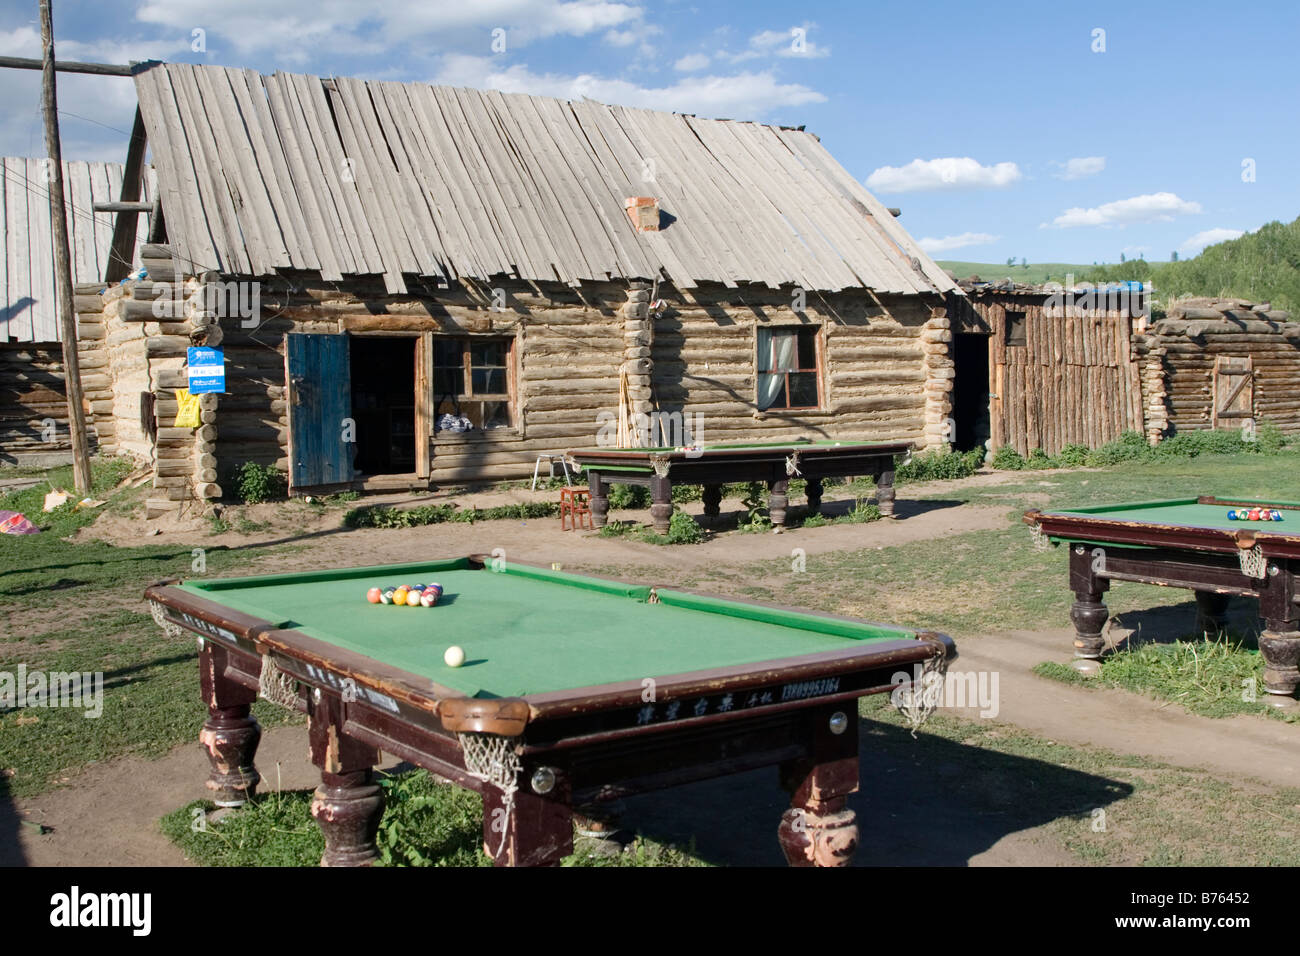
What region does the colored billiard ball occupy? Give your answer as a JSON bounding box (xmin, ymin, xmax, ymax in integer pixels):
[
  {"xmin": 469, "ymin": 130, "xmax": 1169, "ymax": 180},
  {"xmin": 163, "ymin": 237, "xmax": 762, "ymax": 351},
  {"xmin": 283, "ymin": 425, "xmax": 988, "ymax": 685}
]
[
  {"xmin": 1272, "ymin": 510, "xmax": 1284, "ymax": 521},
  {"xmin": 380, "ymin": 587, "xmax": 396, "ymax": 605},
  {"xmin": 1227, "ymin": 510, "xmax": 1239, "ymax": 520},
  {"xmin": 419, "ymin": 589, "xmax": 438, "ymax": 607},
  {"xmin": 392, "ymin": 587, "xmax": 409, "ymax": 606},
  {"xmin": 444, "ymin": 645, "xmax": 466, "ymax": 668},
  {"xmin": 1248, "ymin": 509, "xmax": 1261, "ymax": 521},
  {"xmin": 366, "ymin": 587, "xmax": 382, "ymax": 604}
]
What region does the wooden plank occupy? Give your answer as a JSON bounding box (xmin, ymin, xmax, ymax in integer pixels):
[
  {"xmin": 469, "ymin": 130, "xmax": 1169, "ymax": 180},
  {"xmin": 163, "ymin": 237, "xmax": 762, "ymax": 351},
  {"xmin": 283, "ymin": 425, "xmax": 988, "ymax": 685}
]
[
  {"xmin": 137, "ymin": 65, "xmax": 219, "ymax": 276},
  {"xmin": 229, "ymin": 68, "xmax": 319, "ymax": 272},
  {"xmin": 265, "ymin": 72, "xmax": 356, "ymax": 277},
  {"xmin": 28, "ymin": 158, "xmax": 57, "ymax": 342},
  {"xmin": 191, "ymin": 64, "xmax": 285, "ymax": 273}
]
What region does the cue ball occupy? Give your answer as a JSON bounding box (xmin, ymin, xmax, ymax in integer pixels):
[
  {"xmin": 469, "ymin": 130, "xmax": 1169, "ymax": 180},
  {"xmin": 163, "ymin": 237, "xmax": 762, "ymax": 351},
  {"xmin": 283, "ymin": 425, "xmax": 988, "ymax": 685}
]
[{"xmin": 444, "ymin": 646, "xmax": 466, "ymax": 668}]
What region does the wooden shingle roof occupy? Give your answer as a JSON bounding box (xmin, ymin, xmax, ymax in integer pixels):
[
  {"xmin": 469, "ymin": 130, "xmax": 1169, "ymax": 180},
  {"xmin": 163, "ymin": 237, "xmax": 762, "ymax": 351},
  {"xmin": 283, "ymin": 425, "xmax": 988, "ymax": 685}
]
[{"xmin": 135, "ymin": 62, "xmax": 956, "ymax": 297}]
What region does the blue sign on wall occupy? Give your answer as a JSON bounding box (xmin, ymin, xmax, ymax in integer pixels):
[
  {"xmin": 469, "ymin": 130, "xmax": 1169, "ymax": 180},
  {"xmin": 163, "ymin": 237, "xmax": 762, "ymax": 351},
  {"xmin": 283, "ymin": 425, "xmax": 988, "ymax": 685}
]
[{"xmin": 187, "ymin": 347, "xmax": 226, "ymax": 394}]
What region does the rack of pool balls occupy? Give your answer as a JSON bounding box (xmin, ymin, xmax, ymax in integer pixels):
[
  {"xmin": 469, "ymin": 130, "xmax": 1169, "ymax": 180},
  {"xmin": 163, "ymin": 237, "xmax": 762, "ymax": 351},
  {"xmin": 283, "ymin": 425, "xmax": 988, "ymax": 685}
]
[
  {"xmin": 366, "ymin": 583, "xmax": 444, "ymax": 607},
  {"xmin": 1227, "ymin": 508, "xmax": 1284, "ymax": 522}
]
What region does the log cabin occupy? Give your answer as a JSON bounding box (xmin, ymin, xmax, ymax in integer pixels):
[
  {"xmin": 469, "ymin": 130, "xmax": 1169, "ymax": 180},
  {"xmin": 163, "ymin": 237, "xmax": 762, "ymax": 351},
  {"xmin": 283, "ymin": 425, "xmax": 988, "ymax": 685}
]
[{"xmin": 77, "ymin": 62, "xmax": 964, "ymax": 516}]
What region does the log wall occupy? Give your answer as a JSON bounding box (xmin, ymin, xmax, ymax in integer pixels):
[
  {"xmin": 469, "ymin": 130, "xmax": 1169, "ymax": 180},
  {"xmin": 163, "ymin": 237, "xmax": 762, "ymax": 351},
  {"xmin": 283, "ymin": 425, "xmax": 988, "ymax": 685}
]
[
  {"xmin": 0, "ymin": 342, "xmax": 70, "ymax": 461},
  {"xmin": 1140, "ymin": 317, "xmax": 1300, "ymax": 435},
  {"xmin": 75, "ymin": 251, "xmax": 948, "ymax": 503}
]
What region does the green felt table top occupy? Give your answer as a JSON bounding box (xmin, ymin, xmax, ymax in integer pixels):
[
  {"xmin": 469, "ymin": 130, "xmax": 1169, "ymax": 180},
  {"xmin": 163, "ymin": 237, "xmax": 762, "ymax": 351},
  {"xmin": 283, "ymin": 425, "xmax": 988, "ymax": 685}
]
[
  {"xmin": 176, "ymin": 559, "xmax": 919, "ymax": 698},
  {"xmin": 1042, "ymin": 497, "xmax": 1300, "ymax": 537}
]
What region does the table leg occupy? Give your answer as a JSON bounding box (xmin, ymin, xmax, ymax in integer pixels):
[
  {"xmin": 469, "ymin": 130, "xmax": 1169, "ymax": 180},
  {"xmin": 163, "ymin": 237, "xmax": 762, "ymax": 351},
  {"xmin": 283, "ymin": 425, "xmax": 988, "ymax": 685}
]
[
  {"xmin": 767, "ymin": 479, "xmax": 789, "ymax": 529},
  {"xmin": 308, "ymin": 693, "xmax": 383, "ymax": 867},
  {"xmin": 1194, "ymin": 591, "xmax": 1231, "ymax": 635},
  {"xmin": 777, "ymin": 711, "xmax": 860, "ymax": 867},
  {"xmin": 701, "ymin": 484, "xmax": 722, "ymax": 523},
  {"xmin": 483, "ymin": 785, "xmax": 573, "ymax": 867},
  {"xmin": 875, "ymin": 465, "xmax": 896, "ymax": 518},
  {"xmin": 198, "ymin": 641, "xmax": 260, "ymax": 808},
  {"xmin": 588, "ymin": 472, "xmax": 609, "ymax": 528},
  {"xmin": 650, "ymin": 475, "xmax": 673, "ymax": 535},
  {"xmin": 1068, "ymin": 545, "xmax": 1110, "ymax": 670},
  {"xmin": 1260, "ymin": 572, "xmax": 1300, "ymax": 701},
  {"xmin": 805, "ymin": 476, "xmax": 823, "ymax": 515}
]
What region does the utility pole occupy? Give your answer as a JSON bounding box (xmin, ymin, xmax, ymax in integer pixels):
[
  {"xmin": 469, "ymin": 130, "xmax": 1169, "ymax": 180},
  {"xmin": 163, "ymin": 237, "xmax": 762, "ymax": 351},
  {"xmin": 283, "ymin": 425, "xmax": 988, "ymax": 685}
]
[{"xmin": 39, "ymin": 0, "xmax": 92, "ymax": 494}]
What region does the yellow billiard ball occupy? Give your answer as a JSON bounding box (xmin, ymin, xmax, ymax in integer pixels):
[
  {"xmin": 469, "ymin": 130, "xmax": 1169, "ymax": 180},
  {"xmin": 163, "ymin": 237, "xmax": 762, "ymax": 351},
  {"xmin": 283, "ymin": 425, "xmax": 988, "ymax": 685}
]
[{"xmin": 444, "ymin": 645, "xmax": 466, "ymax": 668}]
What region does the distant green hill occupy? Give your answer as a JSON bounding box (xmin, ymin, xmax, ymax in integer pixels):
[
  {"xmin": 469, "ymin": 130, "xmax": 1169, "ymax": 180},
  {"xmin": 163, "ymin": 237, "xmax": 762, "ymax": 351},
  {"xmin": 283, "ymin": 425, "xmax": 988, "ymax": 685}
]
[
  {"xmin": 935, "ymin": 260, "xmax": 1095, "ymax": 286},
  {"xmin": 1082, "ymin": 217, "xmax": 1300, "ymax": 314}
]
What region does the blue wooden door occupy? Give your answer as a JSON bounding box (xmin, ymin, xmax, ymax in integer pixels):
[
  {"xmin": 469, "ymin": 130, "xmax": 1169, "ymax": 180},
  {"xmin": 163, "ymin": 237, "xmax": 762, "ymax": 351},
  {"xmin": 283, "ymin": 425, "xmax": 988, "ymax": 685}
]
[{"xmin": 285, "ymin": 333, "xmax": 354, "ymax": 491}]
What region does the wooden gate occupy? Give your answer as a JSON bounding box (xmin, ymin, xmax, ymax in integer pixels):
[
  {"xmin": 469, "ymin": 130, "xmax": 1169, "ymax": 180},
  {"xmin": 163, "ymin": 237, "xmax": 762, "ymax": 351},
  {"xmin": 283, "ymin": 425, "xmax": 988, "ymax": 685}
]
[{"xmin": 1211, "ymin": 355, "xmax": 1254, "ymax": 429}]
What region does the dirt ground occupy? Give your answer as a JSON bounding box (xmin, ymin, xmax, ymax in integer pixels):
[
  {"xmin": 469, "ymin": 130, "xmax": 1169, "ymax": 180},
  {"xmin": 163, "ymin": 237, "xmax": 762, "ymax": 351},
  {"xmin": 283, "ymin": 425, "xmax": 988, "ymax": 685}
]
[{"xmin": 10, "ymin": 471, "xmax": 1299, "ymax": 867}]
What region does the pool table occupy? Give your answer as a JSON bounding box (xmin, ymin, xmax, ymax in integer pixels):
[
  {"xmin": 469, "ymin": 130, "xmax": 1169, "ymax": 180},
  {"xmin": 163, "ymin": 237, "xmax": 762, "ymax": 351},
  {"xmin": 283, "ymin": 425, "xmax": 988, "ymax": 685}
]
[
  {"xmin": 145, "ymin": 555, "xmax": 954, "ymax": 867},
  {"xmin": 1024, "ymin": 496, "xmax": 1300, "ymax": 701},
  {"xmin": 567, "ymin": 439, "xmax": 913, "ymax": 533}
]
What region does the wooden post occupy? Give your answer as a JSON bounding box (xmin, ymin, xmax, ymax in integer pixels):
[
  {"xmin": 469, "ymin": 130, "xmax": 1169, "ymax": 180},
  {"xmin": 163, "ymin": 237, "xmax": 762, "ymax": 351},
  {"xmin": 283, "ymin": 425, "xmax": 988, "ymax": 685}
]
[{"xmin": 39, "ymin": 0, "xmax": 91, "ymax": 494}]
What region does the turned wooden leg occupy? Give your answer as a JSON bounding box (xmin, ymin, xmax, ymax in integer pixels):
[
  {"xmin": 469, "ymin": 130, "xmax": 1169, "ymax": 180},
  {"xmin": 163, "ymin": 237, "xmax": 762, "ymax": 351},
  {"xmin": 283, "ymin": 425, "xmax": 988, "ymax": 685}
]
[
  {"xmin": 1259, "ymin": 563, "xmax": 1300, "ymax": 701},
  {"xmin": 1194, "ymin": 591, "xmax": 1231, "ymax": 636},
  {"xmin": 483, "ymin": 783, "xmax": 573, "ymax": 867},
  {"xmin": 1068, "ymin": 545, "xmax": 1111, "ymax": 668},
  {"xmin": 588, "ymin": 472, "xmax": 609, "ymax": 528},
  {"xmin": 767, "ymin": 479, "xmax": 789, "ymax": 529},
  {"xmin": 650, "ymin": 475, "xmax": 673, "ymax": 535},
  {"xmin": 778, "ymin": 707, "xmax": 859, "ymax": 867},
  {"xmin": 805, "ymin": 476, "xmax": 824, "ymax": 515},
  {"xmin": 875, "ymin": 466, "xmax": 897, "ymax": 518},
  {"xmin": 1258, "ymin": 629, "xmax": 1300, "ymax": 698},
  {"xmin": 701, "ymin": 484, "xmax": 722, "ymax": 522},
  {"xmin": 308, "ymin": 692, "xmax": 383, "ymax": 867},
  {"xmin": 198, "ymin": 641, "xmax": 260, "ymax": 807}
]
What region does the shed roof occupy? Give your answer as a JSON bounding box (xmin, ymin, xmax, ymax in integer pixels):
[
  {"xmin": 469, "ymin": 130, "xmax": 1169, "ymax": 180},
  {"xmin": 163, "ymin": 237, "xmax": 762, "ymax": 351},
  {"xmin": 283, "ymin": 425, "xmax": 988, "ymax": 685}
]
[
  {"xmin": 1, "ymin": 158, "xmax": 152, "ymax": 342},
  {"xmin": 133, "ymin": 62, "xmax": 956, "ymax": 297}
]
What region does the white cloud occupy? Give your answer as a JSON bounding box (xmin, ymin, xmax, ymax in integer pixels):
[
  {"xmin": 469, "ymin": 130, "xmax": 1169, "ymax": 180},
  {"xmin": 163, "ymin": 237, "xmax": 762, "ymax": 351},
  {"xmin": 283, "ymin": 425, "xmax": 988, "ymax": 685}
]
[
  {"xmin": 1047, "ymin": 192, "xmax": 1202, "ymax": 228},
  {"xmin": 865, "ymin": 157, "xmax": 1022, "ymax": 194},
  {"xmin": 674, "ymin": 53, "xmax": 711, "ymax": 72},
  {"xmin": 134, "ymin": 0, "xmax": 645, "ymax": 54},
  {"xmin": 1054, "ymin": 156, "xmax": 1106, "ymax": 180},
  {"xmin": 434, "ymin": 55, "xmax": 825, "ymax": 118},
  {"xmin": 733, "ymin": 26, "xmax": 830, "ymax": 60},
  {"xmin": 1179, "ymin": 228, "xmax": 1244, "ymax": 255},
  {"xmin": 916, "ymin": 232, "xmax": 1000, "ymax": 255},
  {"xmin": 604, "ymin": 29, "xmax": 639, "ymax": 46}
]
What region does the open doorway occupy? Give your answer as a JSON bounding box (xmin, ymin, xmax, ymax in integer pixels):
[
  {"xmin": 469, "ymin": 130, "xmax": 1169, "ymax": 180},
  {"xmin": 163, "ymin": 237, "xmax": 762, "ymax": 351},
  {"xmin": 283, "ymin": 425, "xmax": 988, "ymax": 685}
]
[
  {"xmin": 349, "ymin": 336, "xmax": 416, "ymax": 475},
  {"xmin": 951, "ymin": 333, "xmax": 991, "ymax": 452}
]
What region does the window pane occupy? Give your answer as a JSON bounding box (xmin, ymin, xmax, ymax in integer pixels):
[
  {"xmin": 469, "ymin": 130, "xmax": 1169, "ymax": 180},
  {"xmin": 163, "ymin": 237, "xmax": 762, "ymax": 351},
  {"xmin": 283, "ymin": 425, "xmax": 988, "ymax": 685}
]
[
  {"xmin": 480, "ymin": 402, "xmax": 511, "ymax": 429},
  {"xmin": 433, "ymin": 368, "xmax": 461, "ymax": 396},
  {"xmin": 796, "ymin": 329, "xmax": 817, "ymax": 369},
  {"xmin": 758, "ymin": 373, "xmax": 787, "ymax": 411},
  {"xmin": 434, "ymin": 340, "xmax": 463, "ymax": 366},
  {"xmin": 788, "ymin": 372, "xmax": 818, "ymax": 408},
  {"xmin": 770, "ymin": 330, "xmax": 798, "ymax": 371},
  {"xmin": 471, "ymin": 341, "xmax": 505, "ymax": 367},
  {"xmin": 472, "ymin": 368, "xmax": 507, "ymax": 394},
  {"xmin": 756, "ymin": 327, "xmax": 773, "ymax": 372}
]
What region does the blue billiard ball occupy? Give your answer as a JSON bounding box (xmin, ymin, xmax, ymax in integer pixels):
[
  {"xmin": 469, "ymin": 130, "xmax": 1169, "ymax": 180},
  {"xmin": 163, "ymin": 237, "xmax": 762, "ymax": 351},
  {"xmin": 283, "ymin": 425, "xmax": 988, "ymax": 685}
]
[{"xmin": 1227, "ymin": 510, "xmax": 1239, "ymax": 521}]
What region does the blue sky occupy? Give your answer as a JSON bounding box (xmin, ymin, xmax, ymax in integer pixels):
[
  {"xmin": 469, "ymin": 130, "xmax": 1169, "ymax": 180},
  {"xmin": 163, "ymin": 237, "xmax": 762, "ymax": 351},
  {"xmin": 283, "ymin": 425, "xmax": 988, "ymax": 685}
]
[{"xmin": 1, "ymin": 0, "xmax": 1295, "ymax": 266}]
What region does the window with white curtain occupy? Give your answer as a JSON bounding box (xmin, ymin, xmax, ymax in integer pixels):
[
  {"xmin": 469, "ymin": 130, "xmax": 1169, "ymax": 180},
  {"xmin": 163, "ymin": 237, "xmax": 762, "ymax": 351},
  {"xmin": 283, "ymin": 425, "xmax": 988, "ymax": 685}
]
[{"xmin": 756, "ymin": 326, "xmax": 821, "ymax": 411}]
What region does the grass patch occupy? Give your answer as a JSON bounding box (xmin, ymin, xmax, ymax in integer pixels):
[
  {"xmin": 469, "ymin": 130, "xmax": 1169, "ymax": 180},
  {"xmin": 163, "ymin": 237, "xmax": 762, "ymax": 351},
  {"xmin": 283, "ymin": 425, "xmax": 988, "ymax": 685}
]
[
  {"xmin": 162, "ymin": 768, "xmax": 707, "ymax": 867},
  {"xmin": 343, "ymin": 501, "xmax": 558, "ymax": 529},
  {"xmin": 1034, "ymin": 632, "xmax": 1294, "ymax": 722}
]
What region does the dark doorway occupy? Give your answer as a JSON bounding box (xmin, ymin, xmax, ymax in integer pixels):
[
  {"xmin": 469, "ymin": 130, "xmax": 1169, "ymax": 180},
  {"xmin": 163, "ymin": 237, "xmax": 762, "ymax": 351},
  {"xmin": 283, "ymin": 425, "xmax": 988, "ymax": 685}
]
[
  {"xmin": 951, "ymin": 333, "xmax": 991, "ymax": 453},
  {"xmin": 349, "ymin": 336, "xmax": 416, "ymax": 475}
]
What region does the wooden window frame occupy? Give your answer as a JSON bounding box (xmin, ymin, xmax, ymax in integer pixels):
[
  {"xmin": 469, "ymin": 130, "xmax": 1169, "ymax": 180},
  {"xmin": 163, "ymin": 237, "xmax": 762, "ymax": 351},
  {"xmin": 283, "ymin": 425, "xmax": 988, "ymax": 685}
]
[
  {"xmin": 432, "ymin": 334, "xmax": 518, "ymax": 431},
  {"xmin": 756, "ymin": 324, "xmax": 824, "ymax": 412}
]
